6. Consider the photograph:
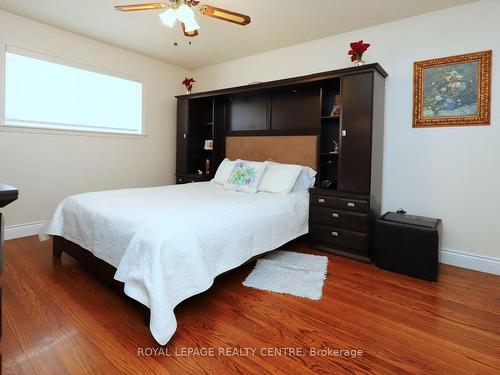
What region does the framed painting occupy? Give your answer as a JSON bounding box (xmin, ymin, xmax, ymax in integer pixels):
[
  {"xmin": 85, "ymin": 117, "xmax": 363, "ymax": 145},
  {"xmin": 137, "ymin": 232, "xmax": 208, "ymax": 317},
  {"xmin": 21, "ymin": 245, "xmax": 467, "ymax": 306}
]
[{"xmin": 413, "ymin": 50, "xmax": 491, "ymax": 128}]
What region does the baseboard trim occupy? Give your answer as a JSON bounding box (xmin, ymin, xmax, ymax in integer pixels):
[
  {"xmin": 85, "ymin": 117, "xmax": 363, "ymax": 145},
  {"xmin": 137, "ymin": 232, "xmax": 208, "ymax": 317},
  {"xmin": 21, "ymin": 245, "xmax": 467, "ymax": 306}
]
[
  {"xmin": 4, "ymin": 221, "xmax": 499, "ymax": 275},
  {"xmin": 440, "ymin": 248, "xmax": 500, "ymax": 276},
  {"xmin": 4, "ymin": 220, "xmax": 45, "ymax": 240}
]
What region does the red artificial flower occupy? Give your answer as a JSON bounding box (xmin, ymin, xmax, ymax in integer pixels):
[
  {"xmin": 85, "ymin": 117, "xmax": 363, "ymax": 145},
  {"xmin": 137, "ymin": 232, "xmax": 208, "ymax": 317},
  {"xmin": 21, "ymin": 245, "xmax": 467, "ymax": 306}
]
[
  {"xmin": 182, "ymin": 77, "xmax": 196, "ymax": 87},
  {"xmin": 347, "ymin": 40, "xmax": 370, "ymax": 61}
]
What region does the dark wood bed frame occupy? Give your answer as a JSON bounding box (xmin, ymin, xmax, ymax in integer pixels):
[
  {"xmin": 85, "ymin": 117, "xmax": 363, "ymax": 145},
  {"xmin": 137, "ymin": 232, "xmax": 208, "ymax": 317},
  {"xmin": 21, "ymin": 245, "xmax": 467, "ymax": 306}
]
[
  {"xmin": 51, "ymin": 231, "xmax": 300, "ymax": 340},
  {"xmin": 52, "ymin": 234, "xmax": 305, "ymax": 327},
  {"xmin": 52, "ymin": 234, "xmax": 304, "ymax": 312},
  {"xmin": 53, "ymin": 236, "xmax": 155, "ymax": 323},
  {"xmin": 53, "ymin": 236, "xmax": 125, "ymax": 289}
]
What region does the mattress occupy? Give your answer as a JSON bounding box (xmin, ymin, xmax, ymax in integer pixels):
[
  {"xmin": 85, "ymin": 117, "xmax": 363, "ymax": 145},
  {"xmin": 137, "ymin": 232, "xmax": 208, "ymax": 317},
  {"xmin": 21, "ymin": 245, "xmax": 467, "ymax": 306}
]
[{"xmin": 40, "ymin": 182, "xmax": 309, "ymax": 344}]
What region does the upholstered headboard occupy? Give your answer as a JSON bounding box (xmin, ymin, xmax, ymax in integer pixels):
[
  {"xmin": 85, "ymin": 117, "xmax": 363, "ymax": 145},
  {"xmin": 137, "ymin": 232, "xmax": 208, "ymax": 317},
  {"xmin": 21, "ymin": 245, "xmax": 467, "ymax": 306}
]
[{"xmin": 226, "ymin": 135, "xmax": 318, "ymax": 170}]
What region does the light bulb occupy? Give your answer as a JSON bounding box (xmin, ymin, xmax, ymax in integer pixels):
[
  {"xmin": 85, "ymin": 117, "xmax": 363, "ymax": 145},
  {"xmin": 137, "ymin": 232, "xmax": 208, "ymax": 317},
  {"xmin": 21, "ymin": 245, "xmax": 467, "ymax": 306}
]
[
  {"xmin": 159, "ymin": 8, "xmax": 176, "ymax": 28},
  {"xmin": 183, "ymin": 17, "xmax": 200, "ymax": 32},
  {"xmin": 176, "ymin": 4, "xmax": 195, "ymax": 24}
]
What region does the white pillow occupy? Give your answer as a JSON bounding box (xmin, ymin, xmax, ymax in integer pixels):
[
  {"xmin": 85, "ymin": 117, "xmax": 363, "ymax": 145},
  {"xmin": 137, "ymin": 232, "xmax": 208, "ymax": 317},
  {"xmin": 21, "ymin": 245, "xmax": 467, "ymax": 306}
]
[
  {"xmin": 291, "ymin": 165, "xmax": 317, "ymax": 192},
  {"xmin": 259, "ymin": 162, "xmax": 303, "ymax": 194},
  {"xmin": 212, "ymin": 158, "xmax": 236, "ymax": 185},
  {"xmin": 224, "ymin": 160, "xmax": 268, "ymax": 193}
]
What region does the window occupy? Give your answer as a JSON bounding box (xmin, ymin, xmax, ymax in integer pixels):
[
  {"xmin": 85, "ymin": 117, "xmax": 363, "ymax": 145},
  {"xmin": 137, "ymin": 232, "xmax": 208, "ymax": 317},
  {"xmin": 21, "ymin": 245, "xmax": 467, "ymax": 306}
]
[{"xmin": 4, "ymin": 48, "xmax": 143, "ymax": 135}]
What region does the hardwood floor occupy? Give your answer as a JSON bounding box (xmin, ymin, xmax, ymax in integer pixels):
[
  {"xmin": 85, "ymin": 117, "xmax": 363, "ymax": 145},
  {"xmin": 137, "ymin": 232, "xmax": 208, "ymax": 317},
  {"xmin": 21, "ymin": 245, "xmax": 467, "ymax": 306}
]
[{"xmin": 2, "ymin": 236, "xmax": 499, "ymax": 374}]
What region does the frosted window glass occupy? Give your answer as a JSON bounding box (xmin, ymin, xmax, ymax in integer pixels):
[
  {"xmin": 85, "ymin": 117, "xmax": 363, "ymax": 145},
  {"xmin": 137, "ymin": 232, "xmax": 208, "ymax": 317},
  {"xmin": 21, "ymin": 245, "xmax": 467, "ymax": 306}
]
[{"xmin": 5, "ymin": 51, "xmax": 143, "ymax": 134}]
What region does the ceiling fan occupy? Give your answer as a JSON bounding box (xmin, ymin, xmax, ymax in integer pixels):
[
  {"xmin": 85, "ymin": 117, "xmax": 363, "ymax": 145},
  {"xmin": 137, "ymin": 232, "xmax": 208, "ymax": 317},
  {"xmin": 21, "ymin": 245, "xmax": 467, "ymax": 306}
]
[{"xmin": 114, "ymin": 0, "xmax": 251, "ymax": 38}]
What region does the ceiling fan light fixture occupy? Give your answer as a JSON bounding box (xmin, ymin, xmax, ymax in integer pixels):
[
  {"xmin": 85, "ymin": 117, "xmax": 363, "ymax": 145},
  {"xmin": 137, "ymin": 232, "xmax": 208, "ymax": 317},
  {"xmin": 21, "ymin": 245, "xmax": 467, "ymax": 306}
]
[
  {"xmin": 115, "ymin": 1, "xmax": 251, "ymax": 37},
  {"xmin": 176, "ymin": 3, "xmax": 195, "ymax": 24},
  {"xmin": 183, "ymin": 17, "xmax": 200, "ymax": 32},
  {"xmin": 159, "ymin": 8, "xmax": 177, "ymax": 28}
]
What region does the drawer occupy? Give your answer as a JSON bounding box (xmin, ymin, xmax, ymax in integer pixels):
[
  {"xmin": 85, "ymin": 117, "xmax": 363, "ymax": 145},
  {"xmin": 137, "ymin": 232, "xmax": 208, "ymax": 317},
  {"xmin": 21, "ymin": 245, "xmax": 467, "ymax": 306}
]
[
  {"xmin": 336, "ymin": 197, "xmax": 369, "ymax": 213},
  {"xmin": 310, "ymin": 206, "xmax": 369, "ymax": 232},
  {"xmin": 309, "ymin": 224, "xmax": 368, "ymax": 253},
  {"xmin": 310, "ymin": 195, "xmax": 337, "ymax": 208}
]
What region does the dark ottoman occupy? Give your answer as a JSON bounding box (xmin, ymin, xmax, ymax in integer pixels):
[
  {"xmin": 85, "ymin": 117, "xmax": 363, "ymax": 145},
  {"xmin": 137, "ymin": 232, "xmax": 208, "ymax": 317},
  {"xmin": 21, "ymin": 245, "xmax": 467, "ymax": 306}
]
[{"xmin": 374, "ymin": 212, "xmax": 442, "ymax": 281}]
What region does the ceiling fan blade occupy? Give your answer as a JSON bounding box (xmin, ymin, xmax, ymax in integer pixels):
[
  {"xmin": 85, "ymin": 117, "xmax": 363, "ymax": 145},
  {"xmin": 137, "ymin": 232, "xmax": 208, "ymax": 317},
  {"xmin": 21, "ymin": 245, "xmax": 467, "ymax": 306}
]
[
  {"xmin": 199, "ymin": 5, "xmax": 251, "ymax": 26},
  {"xmin": 114, "ymin": 2, "xmax": 167, "ymax": 12},
  {"xmin": 180, "ymin": 22, "xmax": 199, "ymax": 37}
]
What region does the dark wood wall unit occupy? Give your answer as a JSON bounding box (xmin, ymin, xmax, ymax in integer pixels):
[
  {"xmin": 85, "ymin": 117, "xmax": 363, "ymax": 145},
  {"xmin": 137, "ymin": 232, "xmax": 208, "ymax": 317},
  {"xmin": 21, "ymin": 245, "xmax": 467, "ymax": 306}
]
[
  {"xmin": 176, "ymin": 96, "xmax": 226, "ymax": 178},
  {"xmin": 270, "ymin": 83, "xmax": 321, "ymax": 131},
  {"xmin": 313, "ymin": 70, "xmax": 385, "ymax": 261},
  {"xmin": 176, "ymin": 63, "xmax": 387, "ymax": 100},
  {"xmin": 337, "ymin": 72, "xmax": 373, "ymax": 195},
  {"xmin": 175, "ymin": 64, "xmax": 387, "ymax": 261},
  {"xmin": 227, "ymin": 91, "xmax": 269, "ymax": 132}
]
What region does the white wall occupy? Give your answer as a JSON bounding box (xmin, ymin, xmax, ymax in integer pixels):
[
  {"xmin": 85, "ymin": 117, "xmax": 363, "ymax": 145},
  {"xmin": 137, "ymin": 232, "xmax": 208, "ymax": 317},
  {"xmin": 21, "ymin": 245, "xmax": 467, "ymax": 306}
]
[
  {"xmin": 194, "ymin": 0, "xmax": 500, "ymax": 262},
  {"xmin": 0, "ymin": 10, "xmax": 189, "ymax": 228}
]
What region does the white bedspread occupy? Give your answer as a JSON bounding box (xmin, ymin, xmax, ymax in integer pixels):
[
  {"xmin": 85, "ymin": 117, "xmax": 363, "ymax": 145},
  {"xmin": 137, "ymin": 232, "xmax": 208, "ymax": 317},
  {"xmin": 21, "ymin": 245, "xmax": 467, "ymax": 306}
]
[{"xmin": 40, "ymin": 182, "xmax": 309, "ymax": 344}]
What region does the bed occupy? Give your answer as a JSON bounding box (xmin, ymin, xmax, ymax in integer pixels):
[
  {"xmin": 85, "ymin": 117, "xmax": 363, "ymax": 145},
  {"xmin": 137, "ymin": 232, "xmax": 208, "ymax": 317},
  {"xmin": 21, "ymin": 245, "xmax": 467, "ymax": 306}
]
[
  {"xmin": 41, "ymin": 180, "xmax": 310, "ymax": 345},
  {"xmin": 40, "ymin": 135, "xmax": 317, "ymax": 345}
]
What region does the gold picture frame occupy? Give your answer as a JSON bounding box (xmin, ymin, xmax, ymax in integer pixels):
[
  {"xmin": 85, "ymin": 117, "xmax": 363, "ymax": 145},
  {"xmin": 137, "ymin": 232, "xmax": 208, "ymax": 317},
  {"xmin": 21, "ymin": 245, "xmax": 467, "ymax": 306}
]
[{"xmin": 413, "ymin": 50, "xmax": 491, "ymax": 128}]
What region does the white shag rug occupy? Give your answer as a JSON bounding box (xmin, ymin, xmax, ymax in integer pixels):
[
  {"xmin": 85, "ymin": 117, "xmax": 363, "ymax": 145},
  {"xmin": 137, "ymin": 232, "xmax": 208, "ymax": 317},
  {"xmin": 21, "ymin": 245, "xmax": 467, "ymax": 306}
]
[{"xmin": 242, "ymin": 250, "xmax": 328, "ymax": 300}]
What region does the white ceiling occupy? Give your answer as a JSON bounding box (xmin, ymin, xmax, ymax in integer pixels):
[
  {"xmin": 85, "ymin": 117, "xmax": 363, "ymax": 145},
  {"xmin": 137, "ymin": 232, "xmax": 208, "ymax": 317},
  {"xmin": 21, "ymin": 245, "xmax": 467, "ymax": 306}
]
[{"xmin": 0, "ymin": 0, "xmax": 476, "ymax": 69}]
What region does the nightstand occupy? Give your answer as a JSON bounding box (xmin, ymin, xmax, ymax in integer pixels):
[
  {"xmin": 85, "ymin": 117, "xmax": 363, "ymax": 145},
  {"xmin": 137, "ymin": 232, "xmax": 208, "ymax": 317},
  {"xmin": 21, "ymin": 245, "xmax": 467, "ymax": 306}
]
[
  {"xmin": 308, "ymin": 188, "xmax": 371, "ymax": 262},
  {"xmin": 175, "ymin": 173, "xmax": 211, "ymax": 184}
]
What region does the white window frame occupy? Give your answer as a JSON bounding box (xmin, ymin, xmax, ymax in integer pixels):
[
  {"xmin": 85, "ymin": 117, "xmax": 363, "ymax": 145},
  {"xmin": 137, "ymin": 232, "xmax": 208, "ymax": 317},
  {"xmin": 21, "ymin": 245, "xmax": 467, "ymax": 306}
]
[{"xmin": 2, "ymin": 45, "xmax": 146, "ymax": 138}]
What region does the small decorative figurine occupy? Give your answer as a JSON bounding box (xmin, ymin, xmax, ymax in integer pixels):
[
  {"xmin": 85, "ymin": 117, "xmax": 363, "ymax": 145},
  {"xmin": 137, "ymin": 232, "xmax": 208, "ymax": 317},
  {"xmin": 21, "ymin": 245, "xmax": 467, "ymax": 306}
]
[
  {"xmin": 330, "ymin": 104, "xmax": 341, "ymax": 117},
  {"xmin": 331, "ymin": 140, "xmax": 339, "ymax": 154},
  {"xmin": 205, "ymin": 158, "xmax": 210, "ymax": 175}
]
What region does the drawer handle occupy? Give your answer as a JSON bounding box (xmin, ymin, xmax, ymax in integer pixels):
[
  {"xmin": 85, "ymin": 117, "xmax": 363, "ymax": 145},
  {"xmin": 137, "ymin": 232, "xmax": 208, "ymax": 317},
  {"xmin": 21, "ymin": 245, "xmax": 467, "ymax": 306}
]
[
  {"xmin": 347, "ymin": 202, "xmax": 355, "ymax": 207},
  {"xmin": 332, "ymin": 213, "xmax": 339, "ymax": 218},
  {"xmin": 179, "ymin": 178, "xmax": 183, "ymax": 182},
  {"xmin": 331, "ymin": 231, "xmax": 339, "ymax": 237},
  {"xmin": 318, "ymin": 198, "xmax": 325, "ymax": 203}
]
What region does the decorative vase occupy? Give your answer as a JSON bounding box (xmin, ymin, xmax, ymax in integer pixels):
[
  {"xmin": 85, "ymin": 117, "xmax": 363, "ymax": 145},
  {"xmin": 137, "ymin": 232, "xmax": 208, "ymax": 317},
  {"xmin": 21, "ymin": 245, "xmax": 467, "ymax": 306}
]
[
  {"xmin": 442, "ymin": 98, "xmax": 457, "ymax": 110},
  {"xmin": 186, "ymin": 89, "xmax": 191, "ymax": 95},
  {"xmin": 355, "ymin": 60, "xmax": 365, "ymax": 66}
]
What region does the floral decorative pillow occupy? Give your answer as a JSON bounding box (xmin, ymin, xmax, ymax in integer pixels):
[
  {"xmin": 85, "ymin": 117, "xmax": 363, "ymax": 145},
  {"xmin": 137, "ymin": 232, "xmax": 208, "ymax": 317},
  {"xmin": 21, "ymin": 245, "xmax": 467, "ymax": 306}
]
[{"xmin": 224, "ymin": 160, "xmax": 267, "ymax": 193}]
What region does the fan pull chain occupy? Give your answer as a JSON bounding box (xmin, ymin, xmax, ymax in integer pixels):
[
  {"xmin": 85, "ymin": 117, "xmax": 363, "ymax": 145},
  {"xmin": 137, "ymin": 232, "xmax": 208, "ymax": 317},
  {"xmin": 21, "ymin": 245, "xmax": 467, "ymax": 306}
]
[{"xmin": 172, "ymin": 24, "xmax": 193, "ymax": 47}]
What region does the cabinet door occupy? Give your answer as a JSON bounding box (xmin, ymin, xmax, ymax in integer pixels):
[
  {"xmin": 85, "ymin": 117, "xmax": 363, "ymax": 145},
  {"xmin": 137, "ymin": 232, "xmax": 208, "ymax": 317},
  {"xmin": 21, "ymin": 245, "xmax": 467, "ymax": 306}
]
[
  {"xmin": 227, "ymin": 91, "xmax": 269, "ymax": 131},
  {"xmin": 271, "ymin": 84, "xmax": 321, "ymax": 131},
  {"xmin": 338, "ymin": 73, "xmax": 373, "ymax": 195},
  {"xmin": 176, "ymin": 98, "xmax": 189, "ymax": 174}
]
